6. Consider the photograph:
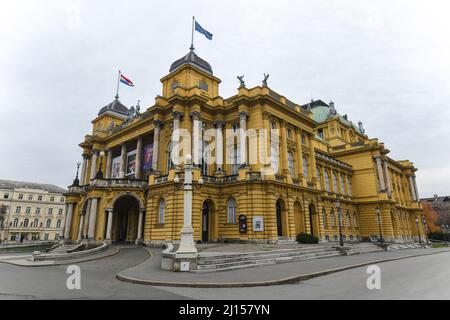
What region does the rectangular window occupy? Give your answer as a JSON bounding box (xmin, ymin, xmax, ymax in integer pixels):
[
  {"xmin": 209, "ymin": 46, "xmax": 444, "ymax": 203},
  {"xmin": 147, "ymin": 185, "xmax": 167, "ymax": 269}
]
[
  {"xmin": 199, "ymin": 81, "xmax": 208, "ymax": 91},
  {"xmin": 50, "ymin": 196, "xmax": 55, "ymax": 202},
  {"xmin": 287, "ymin": 128, "xmax": 292, "ymax": 139},
  {"xmin": 58, "ymin": 209, "xmax": 63, "ymax": 215},
  {"xmin": 170, "ymin": 81, "xmax": 179, "ymax": 93},
  {"xmin": 301, "ymin": 134, "xmax": 306, "ymax": 144},
  {"xmin": 26, "ymin": 207, "xmax": 31, "ymax": 214},
  {"xmin": 18, "ymin": 194, "xmax": 24, "ymax": 200},
  {"xmin": 36, "ymin": 208, "xmax": 41, "ymax": 214},
  {"xmin": 15, "ymin": 206, "xmax": 21, "ymax": 214},
  {"xmin": 318, "ymin": 128, "xmax": 324, "ymax": 139},
  {"xmin": 126, "ymin": 150, "xmax": 137, "ymax": 177},
  {"xmin": 48, "ymin": 208, "xmax": 53, "ymax": 215},
  {"xmin": 28, "ymin": 195, "xmax": 33, "ymax": 201},
  {"xmin": 38, "ymin": 195, "xmax": 42, "ymax": 201},
  {"xmin": 111, "ymin": 156, "xmax": 121, "ymax": 179},
  {"xmin": 60, "ymin": 197, "xmax": 64, "ymax": 202},
  {"xmin": 44, "ymin": 234, "xmax": 49, "ymax": 241},
  {"xmin": 3, "ymin": 193, "xmax": 9, "ymax": 199}
]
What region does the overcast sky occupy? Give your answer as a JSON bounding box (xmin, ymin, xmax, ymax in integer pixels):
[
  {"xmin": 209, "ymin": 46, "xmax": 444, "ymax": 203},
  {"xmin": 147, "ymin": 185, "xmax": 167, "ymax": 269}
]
[{"xmin": 0, "ymin": 0, "xmax": 449, "ymax": 197}]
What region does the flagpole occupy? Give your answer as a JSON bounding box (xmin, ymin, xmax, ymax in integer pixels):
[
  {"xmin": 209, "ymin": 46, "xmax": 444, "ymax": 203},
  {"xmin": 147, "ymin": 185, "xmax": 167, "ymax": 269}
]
[
  {"xmin": 190, "ymin": 16, "xmax": 195, "ymax": 51},
  {"xmin": 115, "ymin": 70, "xmax": 121, "ymax": 99}
]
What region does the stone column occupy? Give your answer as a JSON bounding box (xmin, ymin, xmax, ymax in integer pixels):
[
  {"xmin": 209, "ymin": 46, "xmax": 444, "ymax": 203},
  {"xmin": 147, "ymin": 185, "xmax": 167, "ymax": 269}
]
[
  {"xmin": 176, "ymin": 155, "xmax": 197, "ymax": 259},
  {"xmin": 105, "ymin": 149, "xmax": 113, "ymax": 179},
  {"xmin": 239, "ymin": 111, "xmax": 249, "ymax": 166},
  {"xmin": 172, "ymin": 111, "xmax": 183, "ymax": 167},
  {"xmin": 191, "ymin": 112, "xmax": 201, "ymax": 166},
  {"xmin": 309, "ymin": 134, "xmax": 317, "ymax": 182},
  {"xmin": 105, "ymin": 208, "xmax": 113, "ymax": 243},
  {"xmin": 119, "ymin": 144, "xmax": 127, "ymax": 178},
  {"xmin": 80, "ymin": 154, "xmax": 88, "ymax": 185},
  {"xmin": 214, "ymin": 120, "xmax": 224, "ymax": 173},
  {"xmin": 135, "ymin": 208, "xmax": 145, "ymax": 244},
  {"xmin": 64, "ymin": 203, "xmax": 74, "ymax": 241},
  {"xmin": 135, "ymin": 137, "xmax": 143, "ymax": 179},
  {"xmin": 374, "ymin": 156, "xmax": 386, "ymax": 192},
  {"xmin": 413, "ymin": 175, "xmax": 420, "ymax": 202},
  {"xmin": 77, "ymin": 215, "xmax": 84, "ymax": 242},
  {"xmin": 280, "ymin": 120, "xmax": 289, "ymax": 175},
  {"xmin": 383, "ymin": 160, "xmax": 392, "ymax": 196},
  {"xmin": 408, "ymin": 175, "xmax": 417, "ymax": 201},
  {"xmin": 87, "ymin": 198, "xmax": 98, "ymax": 241},
  {"xmin": 295, "ymin": 128, "xmax": 304, "ymax": 180},
  {"xmin": 152, "ymin": 120, "xmax": 162, "ymax": 171},
  {"xmin": 90, "ymin": 150, "xmax": 99, "ymax": 180}
]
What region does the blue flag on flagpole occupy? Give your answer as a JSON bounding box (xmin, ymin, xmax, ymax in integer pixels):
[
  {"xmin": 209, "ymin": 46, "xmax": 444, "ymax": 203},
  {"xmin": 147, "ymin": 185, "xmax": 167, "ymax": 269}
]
[{"xmin": 194, "ymin": 20, "xmax": 213, "ymax": 40}]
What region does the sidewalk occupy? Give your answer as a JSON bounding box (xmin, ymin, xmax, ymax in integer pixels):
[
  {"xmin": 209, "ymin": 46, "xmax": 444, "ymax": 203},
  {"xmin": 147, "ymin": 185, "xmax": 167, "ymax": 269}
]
[{"xmin": 117, "ymin": 247, "xmax": 450, "ymax": 288}]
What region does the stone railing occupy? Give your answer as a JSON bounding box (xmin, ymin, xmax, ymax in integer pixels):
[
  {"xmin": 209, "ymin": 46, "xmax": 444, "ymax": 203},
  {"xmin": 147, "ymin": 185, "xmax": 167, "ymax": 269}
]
[
  {"xmin": 68, "ymin": 185, "xmax": 85, "ymax": 193},
  {"xmin": 246, "ymin": 172, "xmax": 262, "ymax": 181},
  {"xmin": 90, "ymin": 179, "xmax": 147, "ymax": 188},
  {"xmin": 275, "ymin": 175, "xmax": 286, "ymax": 183},
  {"xmin": 155, "ymin": 175, "xmax": 169, "ymax": 184}
]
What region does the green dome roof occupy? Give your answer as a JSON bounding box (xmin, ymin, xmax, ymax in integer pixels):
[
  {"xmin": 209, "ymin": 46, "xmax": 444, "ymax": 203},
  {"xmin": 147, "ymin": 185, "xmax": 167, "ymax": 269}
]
[
  {"xmin": 309, "ymin": 101, "xmax": 364, "ymax": 134},
  {"xmin": 311, "ymin": 106, "xmax": 331, "ymax": 123}
]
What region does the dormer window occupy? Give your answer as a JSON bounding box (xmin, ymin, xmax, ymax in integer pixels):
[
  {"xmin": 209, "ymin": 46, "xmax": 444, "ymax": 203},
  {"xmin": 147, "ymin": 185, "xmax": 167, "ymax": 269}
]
[
  {"xmin": 199, "ymin": 81, "xmax": 208, "ymax": 91},
  {"xmin": 171, "ymin": 81, "xmax": 180, "ymax": 93}
]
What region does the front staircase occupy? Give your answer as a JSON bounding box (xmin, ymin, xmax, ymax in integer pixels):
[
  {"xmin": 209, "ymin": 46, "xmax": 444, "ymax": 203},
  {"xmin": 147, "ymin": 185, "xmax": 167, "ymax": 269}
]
[{"xmin": 195, "ymin": 246, "xmax": 342, "ymax": 273}]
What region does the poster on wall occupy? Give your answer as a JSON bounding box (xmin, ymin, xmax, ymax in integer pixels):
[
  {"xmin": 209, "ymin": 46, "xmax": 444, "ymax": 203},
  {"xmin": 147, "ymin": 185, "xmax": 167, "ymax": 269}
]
[
  {"xmin": 111, "ymin": 156, "xmax": 121, "ymax": 178},
  {"xmin": 253, "ymin": 216, "xmax": 264, "ymax": 232},
  {"xmin": 142, "ymin": 143, "xmax": 153, "ymax": 171},
  {"xmin": 126, "ymin": 150, "xmax": 137, "ymax": 177}
]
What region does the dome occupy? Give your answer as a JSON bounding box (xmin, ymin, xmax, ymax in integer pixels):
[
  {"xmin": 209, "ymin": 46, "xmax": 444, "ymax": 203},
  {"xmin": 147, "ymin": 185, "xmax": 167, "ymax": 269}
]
[
  {"xmin": 311, "ymin": 106, "xmax": 332, "ymax": 123},
  {"xmin": 98, "ymin": 98, "xmax": 130, "ymax": 117},
  {"xmin": 169, "ymin": 49, "xmax": 213, "ymax": 75}
]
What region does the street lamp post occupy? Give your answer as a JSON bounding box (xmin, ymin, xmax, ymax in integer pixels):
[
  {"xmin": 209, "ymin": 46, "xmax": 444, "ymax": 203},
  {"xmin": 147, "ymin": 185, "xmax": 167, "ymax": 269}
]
[
  {"xmin": 422, "ymin": 217, "xmax": 429, "ymax": 245},
  {"xmin": 335, "ymin": 199, "xmax": 344, "ymax": 247},
  {"xmin": 415, "ymin": 217, "xmax": 422, "ymax": 244},
  {"xmin": 375, "ymin": 206, "xmax": 384, "ymax": 243},
  {"xmin": 95, "ymin": 151, "xmax": 105, "ymax": 179}
]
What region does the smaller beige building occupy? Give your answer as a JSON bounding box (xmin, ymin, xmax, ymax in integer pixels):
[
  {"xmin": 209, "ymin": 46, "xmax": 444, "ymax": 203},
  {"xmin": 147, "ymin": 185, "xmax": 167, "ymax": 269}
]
[{"xmin": 0, "ymin": 180, "xmax": 66, "ymax": 243}]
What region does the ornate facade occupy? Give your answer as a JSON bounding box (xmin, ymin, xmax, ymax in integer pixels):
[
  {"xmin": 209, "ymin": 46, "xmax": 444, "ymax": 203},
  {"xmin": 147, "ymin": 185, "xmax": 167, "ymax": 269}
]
[{"xmin": 64, "ymin": 48, "xmax": 425, "ymax": 245}]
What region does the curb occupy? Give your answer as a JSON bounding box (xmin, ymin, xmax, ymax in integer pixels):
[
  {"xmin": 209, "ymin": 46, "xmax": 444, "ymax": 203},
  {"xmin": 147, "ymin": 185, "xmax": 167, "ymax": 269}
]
[
  {"xmin": 116, "ymin": 249, "xmax": 450, "ymax": 288},
  {"xmin": 0, "ymin": 248, "xmax": 120, "ymax": 267}
]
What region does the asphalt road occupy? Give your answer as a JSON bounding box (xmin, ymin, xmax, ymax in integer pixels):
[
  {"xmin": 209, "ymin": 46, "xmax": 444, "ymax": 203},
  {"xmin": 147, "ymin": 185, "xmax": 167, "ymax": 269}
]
[
  {"xmin": 0, "ymin": 247, "xmax": 449, "ymax": 299},
  {"xmin": 0, "ymin": 247, "xmax": 187, "ymax": 300}
]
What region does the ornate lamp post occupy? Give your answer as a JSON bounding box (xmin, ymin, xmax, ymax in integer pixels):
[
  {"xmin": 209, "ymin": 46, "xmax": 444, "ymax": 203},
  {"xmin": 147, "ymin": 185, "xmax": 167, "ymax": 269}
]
[
  {"xmin": 95, "ymin": 151, "xmax": 105, "ymax": 179},
  {"xmin": 375, "ymin": 206, "xmax": 384, "ymax": 243},
  {"xmin": 175, "ymin": 154, "xmax": 203, "ymax": 270},
  {"xmin": 335, "ymin": 198, "xmax": 344, "ymax": 247},
  {"xmin": 415, "ymin": 217, "xmax": 422, "ymax": 244}
]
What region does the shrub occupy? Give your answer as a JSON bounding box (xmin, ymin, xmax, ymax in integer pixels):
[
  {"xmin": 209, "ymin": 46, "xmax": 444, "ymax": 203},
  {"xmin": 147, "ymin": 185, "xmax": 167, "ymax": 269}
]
[
  {"xmin": 428, "ymin": 232, "xmax": 447, "ymax": 241},
  {"xmin": 296, "ymin": 233, "xmax": 319, "ymax": 244}
]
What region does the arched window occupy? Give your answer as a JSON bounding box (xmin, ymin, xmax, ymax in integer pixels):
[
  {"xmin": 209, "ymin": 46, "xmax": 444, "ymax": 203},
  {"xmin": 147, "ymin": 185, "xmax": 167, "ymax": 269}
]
[
  {"xmin": 322, "ymin": 208, "xmax": 327, "ymax": 228},
  {"xmin": 330, "ymin": 210, "xmax": 335, "ymax": 227},
  {"xmin": 287, "ymin": 151, "xmax": 295, "ymax": 176},
  {"xmin": 46, "ymin": 219, "xmax": 51, "ymax": 228},
  {"xmin": 316, "ymin": 167, "xmax": 322, "ymax": 187},
  {"xmin": 347, "ymin": 176, "xmax": 352, "ymax": 196},
  {"xmin": 33, "ymin": 219, "xmax": 39, "ymax": 228},
  {"xmin": 158, "ymin": 198, "xmax": 166, "ymax": 224},
  {"xmin": 227, "ymin": 198, "xmax": 237, "ymax": 224},
  {"xmin": 56, "ymin": 219, "xmax": 62, "ymax": 228},
  {"xmin": 340, "ymin": 174, "xmax": 346, "ymax": 194},
  {"xmin": 332, "ymin": 172, "xmax": 338, "ymax": 193},
  {"xmin": 23, "ymin": 219, "xmax": 29, "ymax": 228},
  {"xmin": 302, "ymin": 156, "xmax": 309, "ymax": 179},
  {"xmin": 13, "ymin": 218, "xmax": 18, "ymax": 227},
  {"xmin": 324, "ymin": 170, "xmax": 331, "ymax": 192},
  {"xmin": 166, "ymin": 142, "xmax": 173, "ymax": 172}
]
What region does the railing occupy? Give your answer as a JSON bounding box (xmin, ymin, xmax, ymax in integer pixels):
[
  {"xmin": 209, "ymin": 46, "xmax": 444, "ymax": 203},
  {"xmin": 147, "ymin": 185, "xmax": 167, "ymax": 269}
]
[
  {"xmin": 90, "ymin": 179, "xmax": 147, "ymax": 188},
  {"xmin": 275, "ymin": 175, "xmax": 285, "ymax": 182},
  {"xmin": 246, "ymin": 172, "xmax": 262, "ymax": 181},
  {"xmin": 292, "ymin": 178, "xmax": 301, "ymax": 185},
  {"xmin": 155, "ymin": 175, "xmax": 169, "ymax": 184},
  {"xmin": 220, "ymin": 175, "xmax": 239, "ymax": 183},
  {"xmin": 68, "ymin": 185, "xmax": 85, "ymax": 193}
]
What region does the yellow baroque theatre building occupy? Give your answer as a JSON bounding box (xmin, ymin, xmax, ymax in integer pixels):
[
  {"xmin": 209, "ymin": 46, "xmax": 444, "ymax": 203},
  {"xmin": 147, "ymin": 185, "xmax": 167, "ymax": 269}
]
[{"xmin": 64, "ymin": 48, "xmax": 425, "ymax": 245}]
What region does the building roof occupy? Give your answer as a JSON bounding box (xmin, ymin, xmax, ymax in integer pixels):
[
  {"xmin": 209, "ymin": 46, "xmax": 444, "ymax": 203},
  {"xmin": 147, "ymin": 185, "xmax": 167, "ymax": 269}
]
[
  {"xmin": 98, "ymin": 98, "xmax": 130, "ymax": 117},
  {"xmin": 0, "ymin": 180, "xmax": 66, "ymax": 194},
  {"xmin": 169, "ymin": 48, "xmax": 213, "ymax": 75},
  {"xmin": 421, "ymin": 195, "xmax": 450, "ymax": 202}
]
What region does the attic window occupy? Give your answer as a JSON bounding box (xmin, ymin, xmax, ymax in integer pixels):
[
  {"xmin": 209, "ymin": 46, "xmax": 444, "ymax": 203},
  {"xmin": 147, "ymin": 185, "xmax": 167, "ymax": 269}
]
[
  {"xmin": 171, "ymin": 81, "xmax": 180, "ymax": 93},
  {"xmin": 199, "ymin": 81, "xmax": 209, "ymax": 91}
]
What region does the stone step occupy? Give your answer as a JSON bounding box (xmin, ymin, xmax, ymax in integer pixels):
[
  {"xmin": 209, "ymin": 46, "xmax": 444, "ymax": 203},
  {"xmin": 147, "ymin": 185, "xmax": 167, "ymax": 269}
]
[
  {"xmin": 196, "ymin": 251, "xmax": 343, "ymax": 272},
  {"xmin": 197, "ymin": 248, "xmax": 338, "ymax": 265},
  {"xmin": 198, "ymin": 246, "xmax": 336, "ymax": 261}
]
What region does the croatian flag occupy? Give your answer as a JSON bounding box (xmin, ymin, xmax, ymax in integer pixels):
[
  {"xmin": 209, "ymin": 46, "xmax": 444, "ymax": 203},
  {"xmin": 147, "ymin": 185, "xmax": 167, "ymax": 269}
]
[{"xmin": 120, "ymin": 73, "xmax": 134, "ymax": 87}]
